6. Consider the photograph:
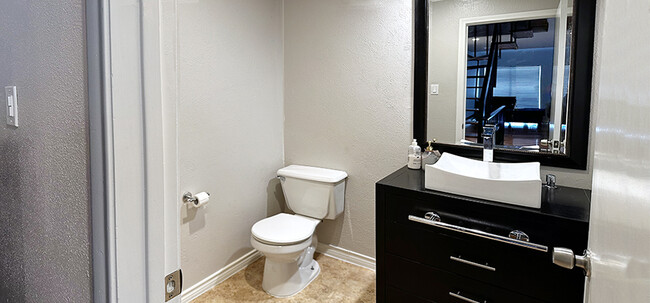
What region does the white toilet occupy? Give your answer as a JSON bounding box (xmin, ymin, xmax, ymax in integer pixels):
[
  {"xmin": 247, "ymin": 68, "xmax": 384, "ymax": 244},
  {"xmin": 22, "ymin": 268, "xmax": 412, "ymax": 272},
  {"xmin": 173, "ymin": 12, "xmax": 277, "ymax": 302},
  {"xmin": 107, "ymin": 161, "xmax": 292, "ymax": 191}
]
[{"xmin": 250, "ymin": 165, "xmax": 347, "ymax": 297}]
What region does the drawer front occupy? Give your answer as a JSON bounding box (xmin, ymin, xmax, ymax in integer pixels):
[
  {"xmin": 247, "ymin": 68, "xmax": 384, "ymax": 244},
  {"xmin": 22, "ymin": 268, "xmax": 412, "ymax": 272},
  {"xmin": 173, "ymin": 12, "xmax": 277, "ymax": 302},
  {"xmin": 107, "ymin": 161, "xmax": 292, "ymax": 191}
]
[
  {"xmin": 387, "ymin": 286, "xmax": 434, "ymax": 303},
  {"xmin": 385, "ymin": 192, "xmax": 586, "ymax": 302},
  {"xmin": 386, "ymin": 253, "xmax": 543, "ymax": 303}
]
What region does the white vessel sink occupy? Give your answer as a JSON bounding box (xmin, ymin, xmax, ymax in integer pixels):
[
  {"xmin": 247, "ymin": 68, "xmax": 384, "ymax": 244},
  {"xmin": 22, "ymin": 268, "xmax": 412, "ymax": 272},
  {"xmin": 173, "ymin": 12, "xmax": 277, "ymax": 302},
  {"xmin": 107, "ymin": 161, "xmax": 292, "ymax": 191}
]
[{"xmin": 425, "ymin": 153, "xmax": 542, "ymax": 208}]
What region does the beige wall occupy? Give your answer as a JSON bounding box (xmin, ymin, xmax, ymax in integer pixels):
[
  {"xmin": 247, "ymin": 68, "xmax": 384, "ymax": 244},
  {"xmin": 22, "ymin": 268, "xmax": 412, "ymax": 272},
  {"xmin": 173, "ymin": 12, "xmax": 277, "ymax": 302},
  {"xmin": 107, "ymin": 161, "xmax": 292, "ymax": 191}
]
[
  {"xmin": 284, "ymin": 0, "xmax": 413, "ymax": 258},
  {"xmin": 0, "ymin": 0, "xmax": 92, "ymax": 301},
  {"xmin": 427, "ymin": 0, "xmax": 594, "ymax": 189},
  {"xmin": 177, "ymin": 0, "xmax": 285, "ymax": 287}
]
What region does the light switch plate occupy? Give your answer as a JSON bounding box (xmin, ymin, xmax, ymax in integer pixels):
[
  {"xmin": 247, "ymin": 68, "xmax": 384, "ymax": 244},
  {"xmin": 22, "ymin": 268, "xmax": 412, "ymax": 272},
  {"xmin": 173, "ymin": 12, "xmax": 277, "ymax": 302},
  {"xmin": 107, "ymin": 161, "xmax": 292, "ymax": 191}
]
[
  {"xmin": 6, "ymin": 86, "xmax": 18, "ymax": 127},
  {"xmin": 430, "ymin": 84, "xmax": 439, "ymax": 95}
]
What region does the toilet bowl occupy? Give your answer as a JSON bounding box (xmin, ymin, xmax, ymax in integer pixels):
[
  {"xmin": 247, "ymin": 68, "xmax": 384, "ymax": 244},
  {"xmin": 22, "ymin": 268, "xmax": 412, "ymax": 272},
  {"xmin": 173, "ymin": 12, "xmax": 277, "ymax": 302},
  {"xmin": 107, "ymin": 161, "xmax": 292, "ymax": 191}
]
[
  {"xmin": 250, "ymin": 165, "xmax": 347, "ymax": 297},
  {"xmin": 251, "ymin": 213, "xmax": 321, "ymax": 297}
]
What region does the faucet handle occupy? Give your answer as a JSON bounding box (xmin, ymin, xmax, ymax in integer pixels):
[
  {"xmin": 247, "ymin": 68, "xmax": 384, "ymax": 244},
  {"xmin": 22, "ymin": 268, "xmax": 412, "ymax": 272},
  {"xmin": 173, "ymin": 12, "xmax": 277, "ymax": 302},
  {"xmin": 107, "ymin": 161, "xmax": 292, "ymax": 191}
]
[{"xmin": 545, "ymin": 174, "xmax": 557, "ymax": 189}]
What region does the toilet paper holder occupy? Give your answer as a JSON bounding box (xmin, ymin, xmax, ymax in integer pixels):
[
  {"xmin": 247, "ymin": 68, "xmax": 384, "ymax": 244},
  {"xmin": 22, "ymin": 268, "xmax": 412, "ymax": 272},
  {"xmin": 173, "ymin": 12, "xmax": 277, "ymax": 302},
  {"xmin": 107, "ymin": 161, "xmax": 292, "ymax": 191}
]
[{"xmin": 183, "ymin": 191, "xmax": 210, "ymax": 207}]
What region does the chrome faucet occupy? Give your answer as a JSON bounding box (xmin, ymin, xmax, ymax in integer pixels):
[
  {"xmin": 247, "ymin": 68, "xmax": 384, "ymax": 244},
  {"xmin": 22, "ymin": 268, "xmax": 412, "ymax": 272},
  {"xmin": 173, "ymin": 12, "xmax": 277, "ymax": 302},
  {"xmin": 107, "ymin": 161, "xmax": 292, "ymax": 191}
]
[{"xmin": 482, "ymin": 124, "xmax": 498, "ymax": 162}]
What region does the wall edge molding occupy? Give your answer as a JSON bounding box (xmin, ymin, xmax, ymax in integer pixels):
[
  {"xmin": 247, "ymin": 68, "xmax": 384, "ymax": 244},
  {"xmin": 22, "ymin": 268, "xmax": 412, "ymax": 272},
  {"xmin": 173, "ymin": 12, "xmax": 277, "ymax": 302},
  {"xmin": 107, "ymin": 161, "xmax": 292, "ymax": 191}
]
[
  {"xmin": 181, "ymin": 244, "xmax": 374, "ymax": 302},
  {"xmin": 316, "ymin": 243, "xmax": 376, "ymax": 271},
  {"xmin": 181, "ymin": 249, "xmax": 262, "ymax": 303}
]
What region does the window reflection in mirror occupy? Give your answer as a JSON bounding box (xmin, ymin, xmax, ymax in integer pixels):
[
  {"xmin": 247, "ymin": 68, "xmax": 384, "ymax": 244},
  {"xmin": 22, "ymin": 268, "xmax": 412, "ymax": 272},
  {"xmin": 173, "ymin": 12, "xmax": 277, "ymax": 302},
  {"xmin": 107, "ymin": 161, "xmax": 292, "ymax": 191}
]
[{"xmin": 427, "ymin": 0, "xmax": 573, "ymax": 154}]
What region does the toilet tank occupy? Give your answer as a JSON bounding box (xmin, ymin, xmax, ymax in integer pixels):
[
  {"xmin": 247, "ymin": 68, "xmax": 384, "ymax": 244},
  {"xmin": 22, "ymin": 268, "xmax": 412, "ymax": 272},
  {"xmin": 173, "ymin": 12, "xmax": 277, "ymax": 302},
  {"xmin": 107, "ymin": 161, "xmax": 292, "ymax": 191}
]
[{"xmin": 277, "ymin": 165, "xmax": 347, "ymax": 220}]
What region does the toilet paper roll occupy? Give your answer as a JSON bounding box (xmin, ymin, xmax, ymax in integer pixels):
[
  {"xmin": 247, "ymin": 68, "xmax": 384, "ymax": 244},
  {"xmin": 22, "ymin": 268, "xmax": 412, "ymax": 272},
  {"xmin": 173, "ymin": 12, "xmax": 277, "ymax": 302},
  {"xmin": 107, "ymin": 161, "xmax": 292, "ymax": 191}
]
[{"xmin": 192, "ymin": 192, "xmax": 210, "ymax": 208}]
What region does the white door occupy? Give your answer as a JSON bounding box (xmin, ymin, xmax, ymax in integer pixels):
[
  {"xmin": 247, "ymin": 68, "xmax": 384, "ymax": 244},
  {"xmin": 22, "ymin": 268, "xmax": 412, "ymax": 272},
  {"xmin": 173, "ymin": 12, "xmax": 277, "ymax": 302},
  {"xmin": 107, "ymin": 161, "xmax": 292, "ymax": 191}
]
[
  {"xmin": 560, "ymin": 0, "xmax": 650, "ymax": 301},
  {"xmin": 107, "ymin": 0, "xmax": 182, "ymax": 301}
]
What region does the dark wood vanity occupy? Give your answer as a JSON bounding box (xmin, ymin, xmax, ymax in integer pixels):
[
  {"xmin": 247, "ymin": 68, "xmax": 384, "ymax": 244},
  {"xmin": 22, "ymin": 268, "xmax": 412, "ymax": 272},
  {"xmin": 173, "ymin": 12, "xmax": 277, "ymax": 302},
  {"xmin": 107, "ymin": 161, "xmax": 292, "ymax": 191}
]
[{"xmin": 376, "ymin": 167, "xmax": 591, "ymax": 302}]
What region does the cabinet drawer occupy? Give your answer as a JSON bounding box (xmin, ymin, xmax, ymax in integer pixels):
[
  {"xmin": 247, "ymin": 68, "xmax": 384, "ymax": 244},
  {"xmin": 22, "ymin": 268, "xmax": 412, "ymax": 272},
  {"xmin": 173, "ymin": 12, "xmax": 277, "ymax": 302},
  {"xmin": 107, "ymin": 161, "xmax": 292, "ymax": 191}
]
[
  {"xmin": 387, "ymin": 286, "xmax": 434, "ymax": 303},
  {"xmin": 385, "ymin": 193, "xmax": 586, "ymax": 302},
  {"xmin": 386, "ymin": 253, "xmax": 543, "ymax": 303}
]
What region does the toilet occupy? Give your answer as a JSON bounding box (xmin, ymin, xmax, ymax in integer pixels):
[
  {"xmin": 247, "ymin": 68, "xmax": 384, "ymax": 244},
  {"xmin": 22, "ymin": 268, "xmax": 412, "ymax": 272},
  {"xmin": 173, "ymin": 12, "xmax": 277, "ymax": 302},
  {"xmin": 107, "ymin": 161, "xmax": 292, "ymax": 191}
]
[{"xmin": 250, "ymin": 165, "xmax": 347, "ymax": 297}]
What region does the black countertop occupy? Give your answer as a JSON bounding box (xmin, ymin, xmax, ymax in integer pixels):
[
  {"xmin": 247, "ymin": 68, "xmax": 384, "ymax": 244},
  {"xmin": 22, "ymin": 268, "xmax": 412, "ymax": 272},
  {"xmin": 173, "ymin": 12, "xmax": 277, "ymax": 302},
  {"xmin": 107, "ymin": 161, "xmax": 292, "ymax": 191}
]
[{"xmin": 378, "ymin": 166, "xmax": 591, "ymax": 223}]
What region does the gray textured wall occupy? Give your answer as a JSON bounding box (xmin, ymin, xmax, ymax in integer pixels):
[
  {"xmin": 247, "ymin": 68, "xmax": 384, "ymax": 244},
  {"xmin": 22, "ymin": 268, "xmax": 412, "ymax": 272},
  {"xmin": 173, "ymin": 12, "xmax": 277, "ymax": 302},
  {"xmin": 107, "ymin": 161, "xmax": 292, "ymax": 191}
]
[
  {"xmin": 284, "ymin": 0, "xmax": 413, "ymax": 258},
  {"xmin": 177, "ymin": 0, "xmax": 285, "ymax": 288},
  {"xmin": 0, "ymin": 0, "xmax": 92, "ymax": 302}
]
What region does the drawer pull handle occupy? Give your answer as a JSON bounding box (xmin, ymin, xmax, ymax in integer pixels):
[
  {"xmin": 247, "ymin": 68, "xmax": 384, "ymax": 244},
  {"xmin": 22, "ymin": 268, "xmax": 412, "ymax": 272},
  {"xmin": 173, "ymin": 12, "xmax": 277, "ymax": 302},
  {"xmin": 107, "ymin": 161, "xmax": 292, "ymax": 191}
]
[
  {"xmin": 408, "ymin": 214, "xmax": 549, "ymax": 252},
  {"xmin": 449, "ymin": 291, "xmax": 486, "ymax": 303},
  {"xmin": 450, "ymin": 255, "xmax": 496, "ymax": 271}
]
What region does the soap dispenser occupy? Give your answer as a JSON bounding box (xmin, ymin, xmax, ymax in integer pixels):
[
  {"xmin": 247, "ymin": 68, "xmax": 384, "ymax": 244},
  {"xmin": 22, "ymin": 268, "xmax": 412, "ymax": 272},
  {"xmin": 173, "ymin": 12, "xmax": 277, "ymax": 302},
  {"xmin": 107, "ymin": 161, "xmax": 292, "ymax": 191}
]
[
  {"xmin": 407, "ymin": 139, "xmax": 421, "ymax": 169},
  {"xmin": 421, "ymin": 140, "xmax": 441, "ymax": 169}
]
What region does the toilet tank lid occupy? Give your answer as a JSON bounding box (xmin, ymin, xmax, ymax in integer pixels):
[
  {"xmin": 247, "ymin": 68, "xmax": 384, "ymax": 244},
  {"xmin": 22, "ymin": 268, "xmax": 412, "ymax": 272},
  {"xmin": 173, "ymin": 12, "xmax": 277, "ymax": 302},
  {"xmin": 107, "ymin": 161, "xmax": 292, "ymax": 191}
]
[{"xmin": 277, "ymin": 165, "xmax": 348, "ymax": 183}]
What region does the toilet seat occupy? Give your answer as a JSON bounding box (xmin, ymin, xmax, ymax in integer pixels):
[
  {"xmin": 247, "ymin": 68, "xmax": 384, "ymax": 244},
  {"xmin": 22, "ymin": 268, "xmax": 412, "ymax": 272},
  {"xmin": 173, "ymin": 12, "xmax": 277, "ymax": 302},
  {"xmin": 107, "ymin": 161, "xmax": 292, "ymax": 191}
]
[{"xmin": 251, "ymin": 213, "xmax": 320, "ymax": 245}]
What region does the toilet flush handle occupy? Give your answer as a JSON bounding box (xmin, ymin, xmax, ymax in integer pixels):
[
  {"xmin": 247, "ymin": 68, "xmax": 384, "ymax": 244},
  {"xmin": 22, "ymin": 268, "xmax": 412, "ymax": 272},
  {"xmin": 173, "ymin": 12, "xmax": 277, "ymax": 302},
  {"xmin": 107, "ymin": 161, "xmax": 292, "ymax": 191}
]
[{"xmin": 277, "ymin": 176, "xmax": 286, "ymax": 182}]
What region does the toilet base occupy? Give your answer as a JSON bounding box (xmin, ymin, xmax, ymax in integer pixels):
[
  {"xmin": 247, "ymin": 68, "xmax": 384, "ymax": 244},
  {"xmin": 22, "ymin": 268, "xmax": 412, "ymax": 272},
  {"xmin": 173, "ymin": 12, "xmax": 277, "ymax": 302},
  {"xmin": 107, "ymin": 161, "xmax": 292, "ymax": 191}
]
[
  {"xmin": 261, "ymin": 237, "xmax": 320, "ymax": 298},
  {"xmin": 263, "ymin": 259, "xmax": 320, "ymax": 298}
]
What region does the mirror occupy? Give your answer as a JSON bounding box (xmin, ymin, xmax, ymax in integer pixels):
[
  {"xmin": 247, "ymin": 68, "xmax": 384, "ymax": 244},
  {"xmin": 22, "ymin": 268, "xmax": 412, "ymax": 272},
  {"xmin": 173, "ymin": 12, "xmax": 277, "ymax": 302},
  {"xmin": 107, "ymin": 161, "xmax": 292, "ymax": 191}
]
[{"xmin": 413, "ymin": 0, "xmax": 596, "ymax": 169}]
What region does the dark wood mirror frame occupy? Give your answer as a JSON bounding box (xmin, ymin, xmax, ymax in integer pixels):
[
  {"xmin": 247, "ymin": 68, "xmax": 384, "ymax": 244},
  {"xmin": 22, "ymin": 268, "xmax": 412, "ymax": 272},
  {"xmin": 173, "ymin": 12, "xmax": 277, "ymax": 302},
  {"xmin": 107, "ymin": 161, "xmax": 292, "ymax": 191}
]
[{"xmin": 413, "ymin": 0, "xmax": 596, "ymax": 169}]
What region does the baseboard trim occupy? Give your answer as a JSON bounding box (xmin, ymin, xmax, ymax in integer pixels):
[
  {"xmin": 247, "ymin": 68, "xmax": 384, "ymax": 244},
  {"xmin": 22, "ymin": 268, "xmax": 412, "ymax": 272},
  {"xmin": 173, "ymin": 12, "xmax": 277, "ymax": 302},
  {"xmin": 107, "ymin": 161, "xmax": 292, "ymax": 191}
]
[
  {"xmin": 181, "ymin": 244, "xmax": 374, "ymax": 302},
  {"xmin": 316, "ymin": 243, "xmax": 376, "ymax": 271},
  {"xmin": 181, "ymin": 249, "xmax": 263, "ymax": 303}
]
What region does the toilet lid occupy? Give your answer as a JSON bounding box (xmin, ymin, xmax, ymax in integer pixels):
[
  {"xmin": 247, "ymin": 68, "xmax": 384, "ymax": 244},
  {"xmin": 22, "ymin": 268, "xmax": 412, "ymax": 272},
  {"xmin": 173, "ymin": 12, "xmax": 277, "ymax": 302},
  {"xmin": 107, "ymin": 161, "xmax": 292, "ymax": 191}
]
[{"xmin": 251, "ymin": 213, "xmax": 320, "ymax": 245}]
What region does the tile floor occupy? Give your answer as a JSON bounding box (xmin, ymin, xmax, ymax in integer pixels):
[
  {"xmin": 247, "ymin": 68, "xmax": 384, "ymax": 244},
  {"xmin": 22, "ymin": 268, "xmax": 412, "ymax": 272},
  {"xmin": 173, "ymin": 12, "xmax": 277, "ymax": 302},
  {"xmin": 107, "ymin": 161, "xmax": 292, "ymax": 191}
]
[{"xmin": 192, "ymin": 253, "xmax": 376, "ymax": 302}]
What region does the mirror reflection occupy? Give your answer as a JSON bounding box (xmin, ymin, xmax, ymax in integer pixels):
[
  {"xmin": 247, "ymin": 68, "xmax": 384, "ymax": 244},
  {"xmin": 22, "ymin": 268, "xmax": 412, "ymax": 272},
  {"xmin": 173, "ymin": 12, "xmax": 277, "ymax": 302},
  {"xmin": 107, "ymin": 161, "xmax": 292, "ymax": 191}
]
[{"xmin": 427, "ymin": 0, "xmax": 573, "ymax": 154}]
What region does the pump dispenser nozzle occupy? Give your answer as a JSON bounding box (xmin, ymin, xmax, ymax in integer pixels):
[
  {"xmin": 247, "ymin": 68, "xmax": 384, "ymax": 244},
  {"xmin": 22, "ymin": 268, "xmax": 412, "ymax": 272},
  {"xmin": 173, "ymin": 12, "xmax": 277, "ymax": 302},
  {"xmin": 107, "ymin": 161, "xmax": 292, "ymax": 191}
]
[{"xmin": 408, "ymin": 139, "xmax": 422, "ymax": 169}]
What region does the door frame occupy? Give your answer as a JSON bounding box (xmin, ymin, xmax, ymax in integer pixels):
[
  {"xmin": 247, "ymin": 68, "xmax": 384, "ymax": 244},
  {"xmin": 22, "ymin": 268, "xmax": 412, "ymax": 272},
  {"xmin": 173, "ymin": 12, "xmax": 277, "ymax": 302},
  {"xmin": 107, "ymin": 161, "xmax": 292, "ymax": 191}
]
[
  {"xmin": 86, "ymin": 0, "xmax": 115, "ymax": 301},
  {"xmin": 87, "ymin": 0, "xmax": 181, "ymax": 302}
]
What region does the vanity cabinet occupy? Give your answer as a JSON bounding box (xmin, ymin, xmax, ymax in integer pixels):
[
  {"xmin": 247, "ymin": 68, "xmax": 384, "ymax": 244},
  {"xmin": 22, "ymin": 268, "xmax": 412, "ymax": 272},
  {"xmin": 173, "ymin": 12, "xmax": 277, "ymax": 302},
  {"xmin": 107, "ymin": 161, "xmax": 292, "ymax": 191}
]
[{"xmin": 376, "ymin": 167, "xmax": 591, "ymax": 303}]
